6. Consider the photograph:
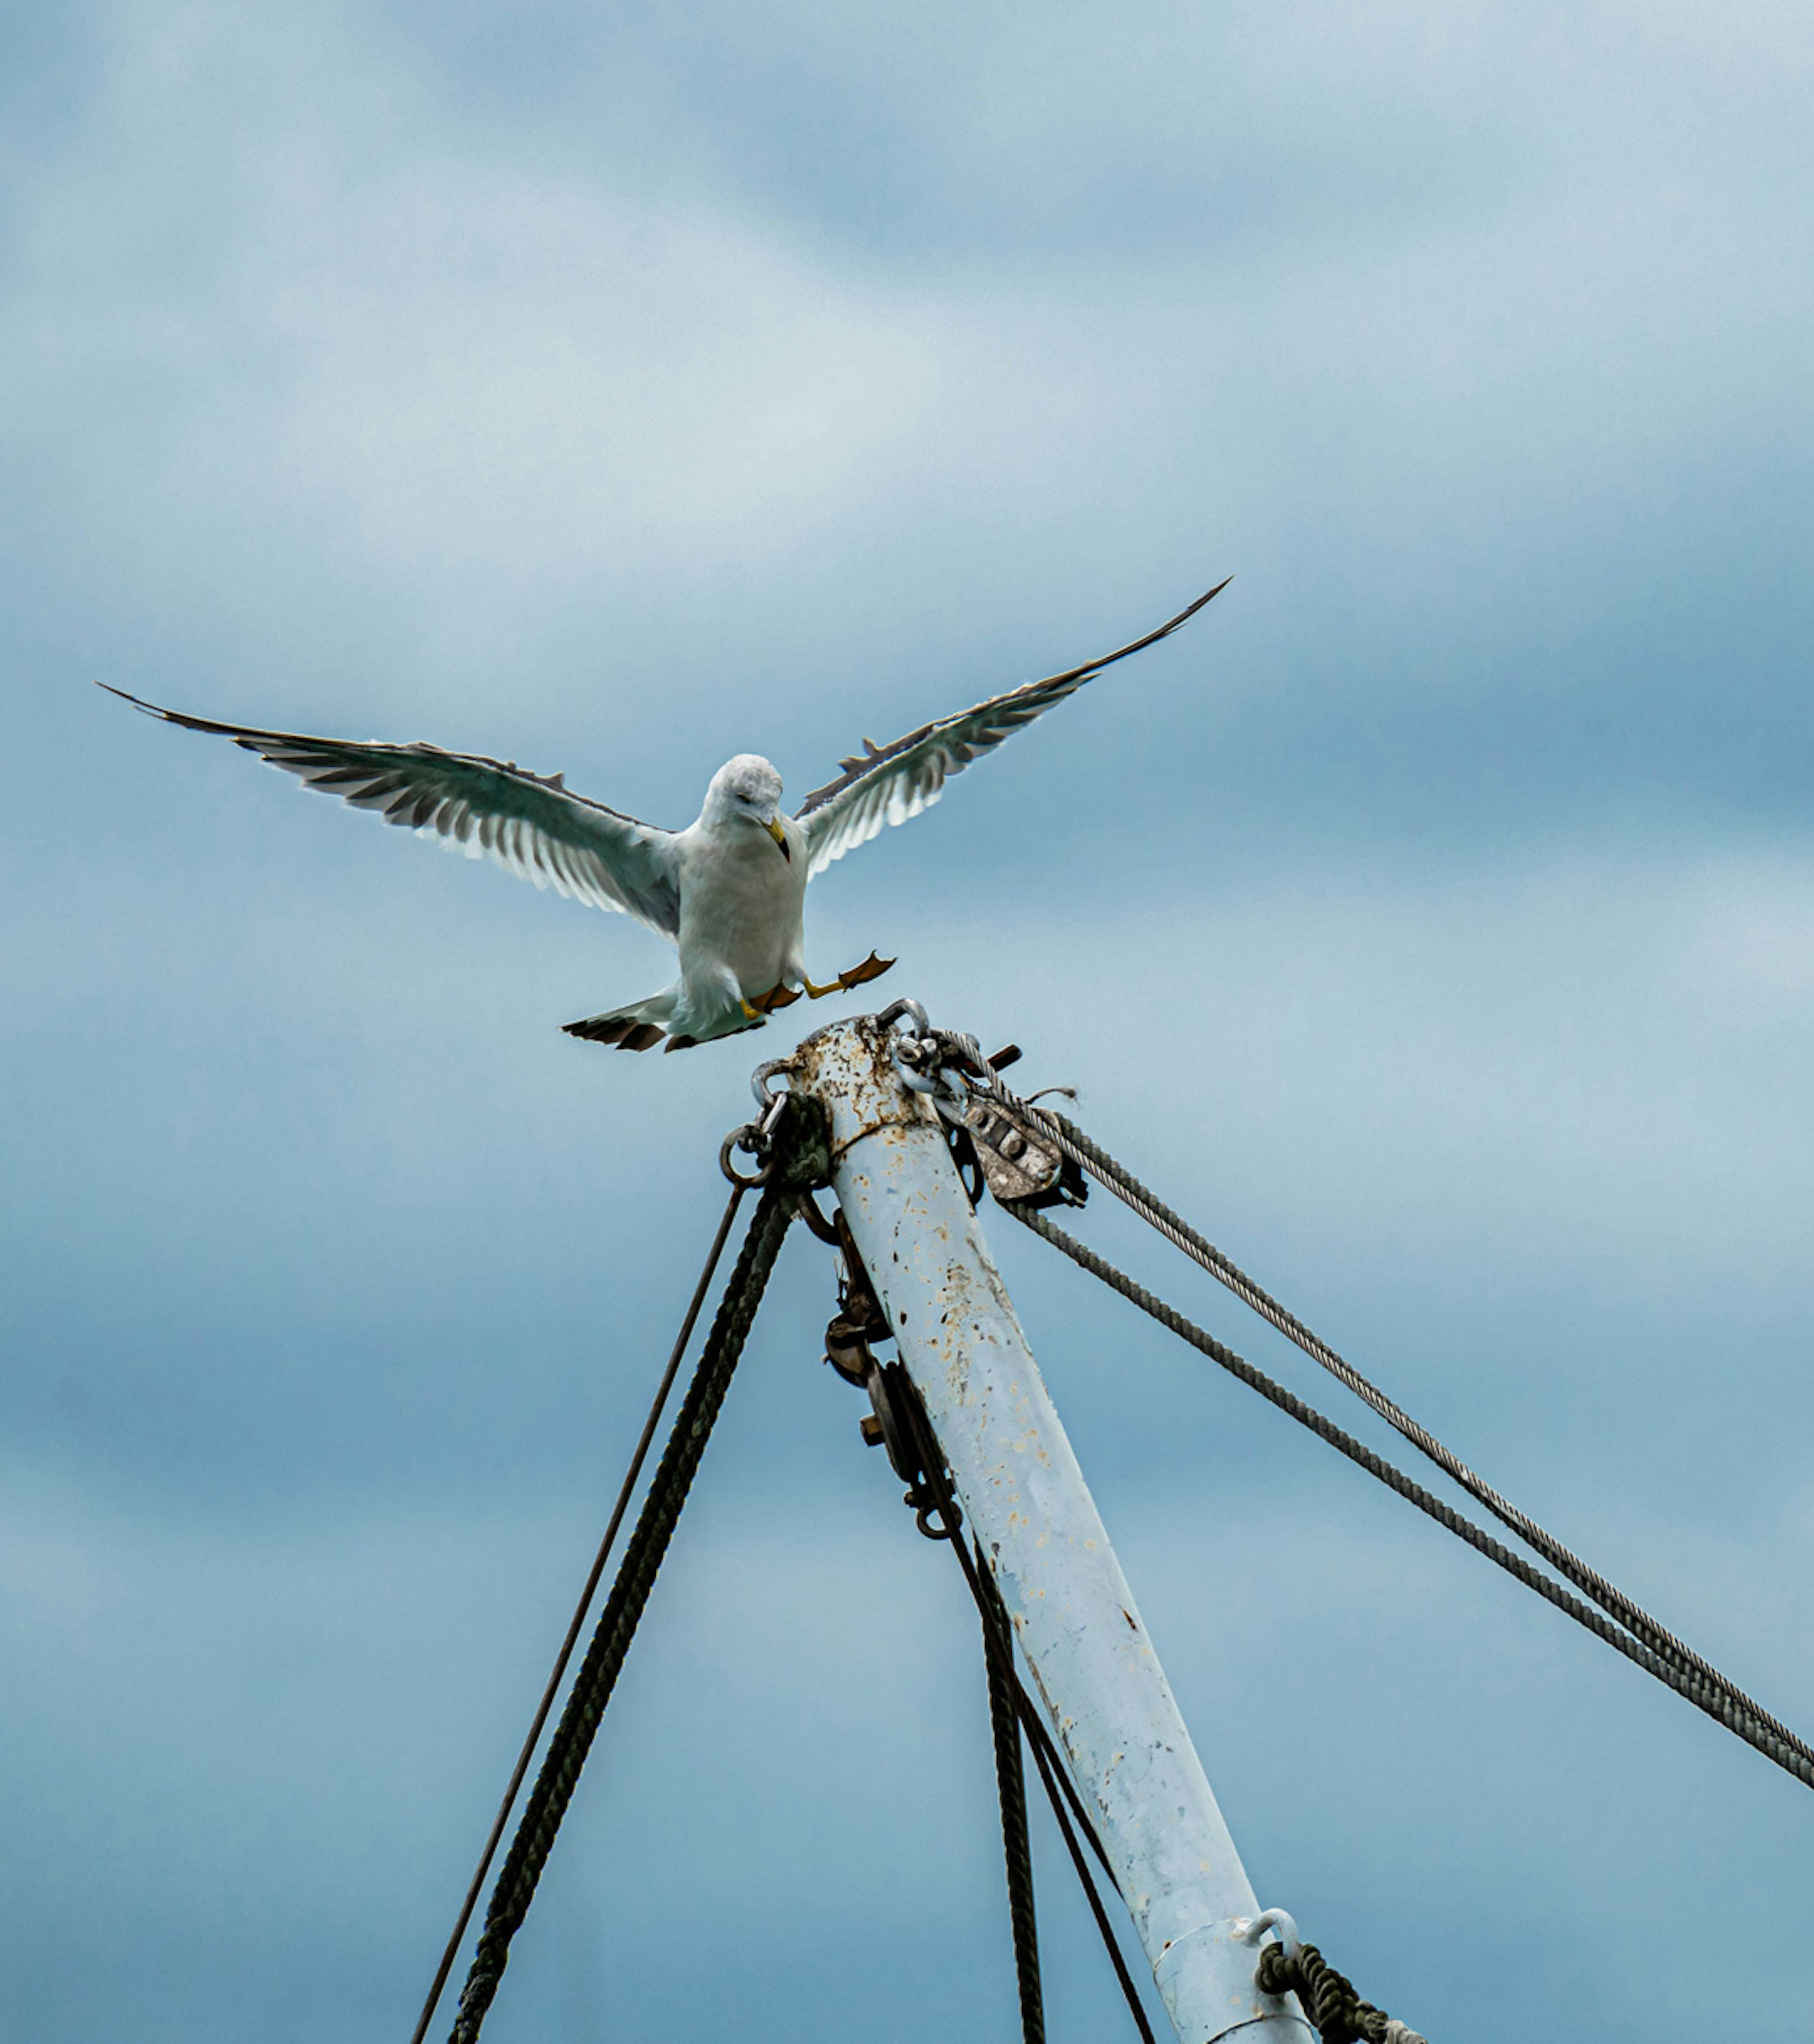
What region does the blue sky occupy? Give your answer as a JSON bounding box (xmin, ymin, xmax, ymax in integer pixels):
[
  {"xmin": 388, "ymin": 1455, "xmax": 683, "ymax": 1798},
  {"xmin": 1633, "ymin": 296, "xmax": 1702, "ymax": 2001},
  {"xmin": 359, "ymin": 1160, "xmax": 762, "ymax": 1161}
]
[{"xmin": 4, "ymin": 4, "xmax": 1812, "ymax": 2039}]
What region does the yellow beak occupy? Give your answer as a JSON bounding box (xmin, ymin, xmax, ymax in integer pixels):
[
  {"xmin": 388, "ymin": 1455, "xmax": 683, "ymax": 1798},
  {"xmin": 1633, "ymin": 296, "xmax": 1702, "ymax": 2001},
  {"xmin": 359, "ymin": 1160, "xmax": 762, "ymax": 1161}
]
[{"xmin": 765, "ymin": 816, "xmax": 791, "ymax": 862}]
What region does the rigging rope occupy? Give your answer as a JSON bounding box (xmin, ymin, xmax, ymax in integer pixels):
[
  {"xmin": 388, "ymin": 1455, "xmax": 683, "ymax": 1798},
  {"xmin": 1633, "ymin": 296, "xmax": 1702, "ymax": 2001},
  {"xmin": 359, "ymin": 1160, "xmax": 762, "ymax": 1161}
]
[
  {"xmin": 993, "ymin": 1092, "xmax": 1814, "ymax": 1780},
  {"xmin": 907, "ymin": 1414, "xmax": 1158, "ymax": 2044},
  {"xmin": 820, "ymin": 1247, "xmax": 1147, "ymax": 2041},
  {"xmin": 978, "ymin": 1549, "xmax": 1046, "ymax": 2044},
  {"xmin": 1018, "ymin": 1712, "xmax": 1157, "ymax": 2044},
  {"xmin": 445, "ymin": 1097, "xmax": 826, "ymax": 2043},
  {"xmin": 1003, "ymin": 1199, "xmax": 1814, "ymax": 1793},
  {"xmin": 410, "ymin": 1178, "xmax": 753, "ymax": 2044},
  {"xmin": 1256, "ymin": 1940, "xmax": 1425, "ymax": 2044}
]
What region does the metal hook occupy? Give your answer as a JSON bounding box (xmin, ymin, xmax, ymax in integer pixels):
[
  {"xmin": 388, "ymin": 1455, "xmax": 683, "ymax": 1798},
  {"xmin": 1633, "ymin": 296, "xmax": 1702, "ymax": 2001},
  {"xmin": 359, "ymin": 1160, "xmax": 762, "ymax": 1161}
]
[
  {"xmin": 750, "ymin": 1058, "xmax": 796, "ymax": 1114},
  {"xmin": 1240, "ymin": 1908, "xmax": 1301, "ymax": 1960},
  {"xmin": 874, "ymin": 996, "xmax": 931, "ymax": 1035}
]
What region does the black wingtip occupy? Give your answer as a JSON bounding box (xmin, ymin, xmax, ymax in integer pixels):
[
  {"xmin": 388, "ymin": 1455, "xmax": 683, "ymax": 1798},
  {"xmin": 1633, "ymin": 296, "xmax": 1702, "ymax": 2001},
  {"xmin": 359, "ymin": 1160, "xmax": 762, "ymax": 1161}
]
[
  {"xmin": 94, "ymin": 686, "xmax": 284, "ymax": 743},
  {"xmin": 95, "ymin": 681, "xmax": 170, "ymax": 718},
  {"xmin": 1164, "ymin": 574, "xmax": 1233, "ymax": 634},
  {"xmin": 1057, "ymin": 573, "xmax": 1234, "ymax": 689}
]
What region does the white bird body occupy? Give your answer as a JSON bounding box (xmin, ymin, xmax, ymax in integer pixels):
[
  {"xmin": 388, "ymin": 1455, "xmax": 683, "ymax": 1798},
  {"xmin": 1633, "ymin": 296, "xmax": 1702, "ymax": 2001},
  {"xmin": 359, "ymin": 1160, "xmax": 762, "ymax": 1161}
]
[
  {"xmin": 677, "ymin": 777, "xmax": 809, "ymax": 1004},
  {"xmin": 614, "ymin": 756, "xmax": 812, "ymax": 1048},
  {"xmin": 105, "ymin": 582, "xmax": 1227, "ymax": 1051}
]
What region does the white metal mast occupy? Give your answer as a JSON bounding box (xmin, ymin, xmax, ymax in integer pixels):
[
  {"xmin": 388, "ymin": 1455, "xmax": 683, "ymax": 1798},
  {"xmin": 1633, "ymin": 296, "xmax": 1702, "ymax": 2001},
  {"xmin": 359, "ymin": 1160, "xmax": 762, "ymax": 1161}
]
[{"xmin": 791, "ymin": 1013, "xmax": 1316, "ymax": 2044}]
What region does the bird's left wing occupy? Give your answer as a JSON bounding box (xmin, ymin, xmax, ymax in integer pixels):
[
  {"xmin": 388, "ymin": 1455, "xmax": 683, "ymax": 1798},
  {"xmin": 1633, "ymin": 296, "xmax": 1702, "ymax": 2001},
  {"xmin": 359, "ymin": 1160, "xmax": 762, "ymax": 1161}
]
[
  {"xmin": 794, "ymin": 578, "xmax": 1230, "ymax": 877},
  {"xmin": 103, "ymin": 689, "xmax": 683, "ymax": 938}
]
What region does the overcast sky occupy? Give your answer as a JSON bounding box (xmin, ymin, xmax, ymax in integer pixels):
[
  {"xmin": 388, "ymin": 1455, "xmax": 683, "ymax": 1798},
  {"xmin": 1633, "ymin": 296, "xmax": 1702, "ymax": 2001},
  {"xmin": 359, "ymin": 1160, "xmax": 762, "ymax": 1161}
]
[{"xmin": 5, "ymin": 4, "xmax": 1813, "ymax": 2041}]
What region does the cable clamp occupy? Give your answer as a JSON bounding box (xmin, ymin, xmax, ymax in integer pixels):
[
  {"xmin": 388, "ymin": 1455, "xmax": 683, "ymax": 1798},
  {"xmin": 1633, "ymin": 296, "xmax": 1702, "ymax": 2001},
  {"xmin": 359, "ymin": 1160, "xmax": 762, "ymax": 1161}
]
[
  {"xmin": 876, "ymin": 997, "xmax": 961, "ymax": 1102},
  {"xmin": 882, "ymin": 1010, "xmax": 984, "ymax": 1129},
  {"xmin": 875, "ymin": 1003, "xmax": 1086, "ymax": 1204}
]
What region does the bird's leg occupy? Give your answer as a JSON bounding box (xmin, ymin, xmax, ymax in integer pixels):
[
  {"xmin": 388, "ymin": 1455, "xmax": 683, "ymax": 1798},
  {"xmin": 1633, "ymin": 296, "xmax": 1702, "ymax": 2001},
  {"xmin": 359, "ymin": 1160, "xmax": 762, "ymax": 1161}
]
[{"xmin": 802, "ymin": 951, "xmax": 896, "ymax": 998}]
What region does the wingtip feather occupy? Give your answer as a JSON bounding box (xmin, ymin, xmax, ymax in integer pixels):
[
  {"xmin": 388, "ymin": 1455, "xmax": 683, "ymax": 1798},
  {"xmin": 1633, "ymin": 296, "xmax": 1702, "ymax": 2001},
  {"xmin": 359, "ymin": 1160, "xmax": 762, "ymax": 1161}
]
[
  {"xmin": 1157, "ymin": 573, "xmax": 1233, "ymax": 637},
  {"xmin": 95, "ymin": 681, "xmax": 171, "ymax": 718}
]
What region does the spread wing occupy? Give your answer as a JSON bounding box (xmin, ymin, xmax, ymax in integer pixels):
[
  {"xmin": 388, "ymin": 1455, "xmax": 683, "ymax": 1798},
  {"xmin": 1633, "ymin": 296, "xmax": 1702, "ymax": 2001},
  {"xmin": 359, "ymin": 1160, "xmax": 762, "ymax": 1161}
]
[
  {"xmin": 794, "ymin": 578, "xmax": 1230, "ymax": 877},
  {"xmin": 103, "ymin": 689, "xmax": 683, "ymax": 939}
]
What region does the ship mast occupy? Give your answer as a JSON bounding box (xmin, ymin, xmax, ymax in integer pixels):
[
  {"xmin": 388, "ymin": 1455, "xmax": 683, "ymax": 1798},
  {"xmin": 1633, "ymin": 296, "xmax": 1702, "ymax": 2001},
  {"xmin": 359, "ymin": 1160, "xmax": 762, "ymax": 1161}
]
[{"xmin": 792, "ymin": 1012, "xmax": 1315, "ymax": 2044}]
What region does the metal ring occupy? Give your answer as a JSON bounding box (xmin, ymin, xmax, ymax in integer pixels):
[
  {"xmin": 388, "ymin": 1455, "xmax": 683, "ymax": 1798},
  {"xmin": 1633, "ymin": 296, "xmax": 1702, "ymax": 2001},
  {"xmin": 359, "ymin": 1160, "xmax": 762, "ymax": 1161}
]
[{"xmin": 719, "ymin": 1123, "xmax": 772, "ymax": 1189}]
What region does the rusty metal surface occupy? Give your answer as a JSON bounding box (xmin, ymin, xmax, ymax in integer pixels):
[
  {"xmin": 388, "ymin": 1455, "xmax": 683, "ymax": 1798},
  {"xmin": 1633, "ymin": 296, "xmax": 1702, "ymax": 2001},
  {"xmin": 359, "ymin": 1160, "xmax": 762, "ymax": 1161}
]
[
  {"xmin": 962, "ymin": 1092, "xmax": 1067, "ymax": 1204},
  {"xmin": 788, "ymin": 1014, "xmax": 1313, "ymax": 2044}
]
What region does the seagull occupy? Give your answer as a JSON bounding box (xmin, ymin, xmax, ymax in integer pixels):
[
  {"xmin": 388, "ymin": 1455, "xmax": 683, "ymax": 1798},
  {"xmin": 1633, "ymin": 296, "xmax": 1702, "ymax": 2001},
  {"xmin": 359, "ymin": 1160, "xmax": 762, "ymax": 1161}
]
[{"xmin": 103, "ymin": 580, "xmax": 1228, "ymax": 1051}]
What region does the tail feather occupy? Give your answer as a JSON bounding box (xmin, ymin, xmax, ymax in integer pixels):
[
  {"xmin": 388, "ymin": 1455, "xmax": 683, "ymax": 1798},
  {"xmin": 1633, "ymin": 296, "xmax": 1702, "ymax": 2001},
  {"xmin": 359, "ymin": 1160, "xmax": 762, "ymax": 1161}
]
[
  {"xmin": 563, "ymin": 984, "xmax": 680, "ymax": 1052},
  {"xmin": 562, "ymin": 983, "xmax": 764, "ymax": 1053},
  {"xmin": 564, "ymin": 1014, "xmax": 666, "ymax": 1051}
]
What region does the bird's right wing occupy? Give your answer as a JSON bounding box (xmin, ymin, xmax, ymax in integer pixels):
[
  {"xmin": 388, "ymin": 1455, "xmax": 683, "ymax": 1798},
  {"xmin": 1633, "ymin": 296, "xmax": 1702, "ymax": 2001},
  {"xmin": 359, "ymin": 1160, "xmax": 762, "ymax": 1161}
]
[
  {"xmin": 794, "ymin": 579, "xmax": 1229, "ymax": 877},
  {"xmin": 103, "ymin": 690, "xmax": 683, "ymax": 939}
]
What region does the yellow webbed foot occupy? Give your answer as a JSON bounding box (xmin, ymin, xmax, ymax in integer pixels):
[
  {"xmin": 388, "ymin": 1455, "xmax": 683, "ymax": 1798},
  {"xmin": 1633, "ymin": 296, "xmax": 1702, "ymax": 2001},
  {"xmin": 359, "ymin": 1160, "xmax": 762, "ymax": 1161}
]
[
  {"xmin": 803, "ymin": 952, "xmax": 896, "ymax": 998},
  {"xmin": 837, "ymin": 950, "xmax": 896, "ymax": 991},
  {"xmin": 747, "ymin": 982, "xmax": 803, "ymax": 1015}
]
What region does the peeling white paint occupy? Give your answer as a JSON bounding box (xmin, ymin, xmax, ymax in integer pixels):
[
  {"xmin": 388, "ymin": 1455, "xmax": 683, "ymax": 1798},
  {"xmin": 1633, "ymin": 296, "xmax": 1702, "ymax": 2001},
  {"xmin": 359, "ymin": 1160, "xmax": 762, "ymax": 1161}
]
[{"xmin": 794, "ymin": 1016, "xmax": 1313, "ymax": 2044}]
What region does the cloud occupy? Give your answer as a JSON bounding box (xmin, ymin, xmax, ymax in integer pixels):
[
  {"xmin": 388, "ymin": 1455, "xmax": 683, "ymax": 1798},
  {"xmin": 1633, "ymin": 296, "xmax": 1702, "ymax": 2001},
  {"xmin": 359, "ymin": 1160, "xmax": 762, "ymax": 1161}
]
[
  {"xmin": 4, "ymin": 0, "xmax": 1809, "ymax": 824},
  {"xmin": 6, "ymin": 5, "xmax": 1814, "ymax": 2040},
  {"xmin": 3, "ymin": 1444, "xmax": 1808, "ymax": 2042}
]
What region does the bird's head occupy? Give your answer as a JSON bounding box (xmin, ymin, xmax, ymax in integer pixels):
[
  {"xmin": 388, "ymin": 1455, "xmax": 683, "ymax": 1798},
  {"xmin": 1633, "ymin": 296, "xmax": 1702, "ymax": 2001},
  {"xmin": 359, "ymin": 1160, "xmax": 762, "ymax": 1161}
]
[{"xmin": 707, "ymin": 754, "xmax": 790, "ymax": 859}]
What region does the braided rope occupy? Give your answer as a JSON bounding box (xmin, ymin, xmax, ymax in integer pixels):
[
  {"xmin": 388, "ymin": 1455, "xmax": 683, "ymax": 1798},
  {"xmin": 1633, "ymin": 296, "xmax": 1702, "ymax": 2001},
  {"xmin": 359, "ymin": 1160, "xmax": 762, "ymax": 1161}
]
[
  {"xmin": 411, "ymin": 1180, "xmax": 752, "ymax": 2044},
  {"xmin": 447, "ymin": 1131, "xmax": 812, "ymax": 2043},
  {"xmin": 978, "ymin": 1557, "xmax": 1045, "ymax": 2044},
  {"xmin": 1003, "ymin": 1201, "xmax": 1814, "ymax": 1794},
  {"xmin": 987, "ymin": 1087, "xmax": 1814, "ymax": 1780},
  {"xmin": 1257, "ymin": 1940, "xmax": 1426, "ymax": 2043}
]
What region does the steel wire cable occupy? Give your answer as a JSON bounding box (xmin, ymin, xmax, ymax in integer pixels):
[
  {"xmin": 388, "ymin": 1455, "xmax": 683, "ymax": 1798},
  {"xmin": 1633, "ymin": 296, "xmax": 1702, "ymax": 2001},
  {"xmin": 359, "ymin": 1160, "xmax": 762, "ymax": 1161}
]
[
  {"xmin": 984, "ymin": 1081, "xmax": 1814, "ymax": 1779},
  {"xmin": 409, "ymin": 1180, "xmax": 750, "ymax": 2044},
  {"xmin": 1003, "ymin": 1200, "xmax": 1814, "ymax": 1796}
]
